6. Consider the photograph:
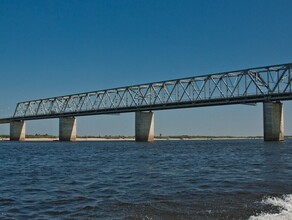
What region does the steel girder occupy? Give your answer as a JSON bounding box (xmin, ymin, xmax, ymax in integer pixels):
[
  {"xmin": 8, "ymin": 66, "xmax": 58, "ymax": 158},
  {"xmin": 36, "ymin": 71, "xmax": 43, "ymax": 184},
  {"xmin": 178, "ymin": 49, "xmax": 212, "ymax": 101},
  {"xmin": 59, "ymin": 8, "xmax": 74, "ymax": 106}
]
[{"xmin": 10, "ymin": 63, "xmax": 292, "ymax": 120}]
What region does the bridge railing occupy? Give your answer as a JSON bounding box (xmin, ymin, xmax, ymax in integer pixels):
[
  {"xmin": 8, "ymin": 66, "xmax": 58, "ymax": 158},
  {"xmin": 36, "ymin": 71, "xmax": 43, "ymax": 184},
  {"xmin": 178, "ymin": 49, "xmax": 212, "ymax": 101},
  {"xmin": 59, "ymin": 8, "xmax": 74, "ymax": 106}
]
[{"xmin": 13, "ymin": 63, "xmax": 292, "ymax": 119}]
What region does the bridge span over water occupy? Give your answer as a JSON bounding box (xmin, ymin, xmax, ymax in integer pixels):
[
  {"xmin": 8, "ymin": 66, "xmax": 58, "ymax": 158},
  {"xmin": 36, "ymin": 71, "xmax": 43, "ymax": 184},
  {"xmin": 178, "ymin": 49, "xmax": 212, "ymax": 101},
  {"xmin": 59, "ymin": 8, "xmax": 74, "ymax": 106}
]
[{"xmin": 1, "ymin": 63, "xmax": 291, "ymax": 142}]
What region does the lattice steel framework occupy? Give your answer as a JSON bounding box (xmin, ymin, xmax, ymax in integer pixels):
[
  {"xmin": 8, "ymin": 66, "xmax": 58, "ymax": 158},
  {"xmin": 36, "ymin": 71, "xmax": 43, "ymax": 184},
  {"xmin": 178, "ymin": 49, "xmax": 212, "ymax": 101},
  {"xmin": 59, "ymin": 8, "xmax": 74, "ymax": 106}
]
[{"xmin": 11, "ymin": 63, "xmax": 292, "ymax": 120}]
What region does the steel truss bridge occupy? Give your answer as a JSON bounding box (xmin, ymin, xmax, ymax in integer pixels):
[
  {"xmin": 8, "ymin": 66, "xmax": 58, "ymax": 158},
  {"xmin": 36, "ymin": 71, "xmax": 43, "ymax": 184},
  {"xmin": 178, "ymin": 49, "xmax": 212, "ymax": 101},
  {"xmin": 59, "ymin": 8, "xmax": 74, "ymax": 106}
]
[{"xmin": 0, "ymin": 62, "xmax": 292, "ymax": 123}]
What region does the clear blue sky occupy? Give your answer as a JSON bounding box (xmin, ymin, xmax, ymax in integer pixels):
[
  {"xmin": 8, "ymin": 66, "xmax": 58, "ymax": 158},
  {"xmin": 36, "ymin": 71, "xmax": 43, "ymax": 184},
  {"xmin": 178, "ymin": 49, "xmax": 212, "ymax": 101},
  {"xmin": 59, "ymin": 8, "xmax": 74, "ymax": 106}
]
[{"xmin": 0, "ymin": 0, "xmax": 292, "ymax": 136}]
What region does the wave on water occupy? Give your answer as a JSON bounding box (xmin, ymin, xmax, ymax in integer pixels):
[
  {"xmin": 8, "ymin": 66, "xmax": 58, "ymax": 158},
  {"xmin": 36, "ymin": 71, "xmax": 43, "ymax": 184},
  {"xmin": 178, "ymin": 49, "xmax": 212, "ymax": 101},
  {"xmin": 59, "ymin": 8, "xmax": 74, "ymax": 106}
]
[{"xmin": 249, "ymin": 194, "xmax": 292, "ymax": 220}]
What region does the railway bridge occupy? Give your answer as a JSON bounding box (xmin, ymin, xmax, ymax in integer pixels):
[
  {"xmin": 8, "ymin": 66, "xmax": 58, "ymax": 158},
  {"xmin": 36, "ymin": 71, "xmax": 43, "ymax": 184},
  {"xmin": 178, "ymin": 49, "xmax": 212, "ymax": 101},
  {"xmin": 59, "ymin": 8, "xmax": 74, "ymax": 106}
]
[{"xmin": 0, "ymin": 63, "xmax": 291, "ymax": 142}]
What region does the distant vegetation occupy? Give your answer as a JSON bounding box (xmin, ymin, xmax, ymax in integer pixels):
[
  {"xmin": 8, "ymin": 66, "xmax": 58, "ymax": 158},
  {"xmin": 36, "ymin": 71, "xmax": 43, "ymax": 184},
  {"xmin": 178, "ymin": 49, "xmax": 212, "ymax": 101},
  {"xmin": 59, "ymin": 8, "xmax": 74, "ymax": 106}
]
[
  {"xmin": 77, "ymin": 135, "xmax": 131, "ymax": 139},
  {"xmin": 0, "ymin": 135, "xmax": 9, "ymax": 138},
  {"xmin": 0, "ymin": 134, "xmax": 57, "ymax": 138},
  {"xmin": 154, "ymin": 135, "xmax": 263, "ymax": 139},
  {"xmin": 26, "ymin": 134, "xmax": 58, "ymax": 138}
]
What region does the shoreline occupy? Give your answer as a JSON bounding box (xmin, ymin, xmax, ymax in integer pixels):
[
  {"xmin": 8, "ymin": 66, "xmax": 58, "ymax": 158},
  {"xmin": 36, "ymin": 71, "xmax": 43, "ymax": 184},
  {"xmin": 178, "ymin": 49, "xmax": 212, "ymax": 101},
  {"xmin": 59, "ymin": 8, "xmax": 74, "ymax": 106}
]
[{"xmin": 0, "ymin": 137, "xmax": 265, "ymax": 142}]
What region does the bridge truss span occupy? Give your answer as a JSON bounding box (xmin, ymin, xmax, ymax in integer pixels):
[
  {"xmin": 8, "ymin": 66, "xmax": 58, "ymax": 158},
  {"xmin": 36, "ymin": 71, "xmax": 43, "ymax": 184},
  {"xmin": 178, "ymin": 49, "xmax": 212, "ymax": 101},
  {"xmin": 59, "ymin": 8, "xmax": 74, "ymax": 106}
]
[{"xmin": 12, "ymin": 63, "xmax": 292, "ymax": 120}]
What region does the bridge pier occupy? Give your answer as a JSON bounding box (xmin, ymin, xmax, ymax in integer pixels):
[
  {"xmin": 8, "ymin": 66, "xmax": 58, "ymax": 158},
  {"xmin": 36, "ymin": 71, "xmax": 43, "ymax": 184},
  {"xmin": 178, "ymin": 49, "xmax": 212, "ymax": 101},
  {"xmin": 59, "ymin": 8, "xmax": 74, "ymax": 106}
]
[
  {"xmin": 263, "ymin": 102, "xmax": 284, "ymax": 141},
  {"xmin": 10, "ymin": 121, "xmax": 26, "ymax": 141},
  {"xmin": 135, "ymin": 111, "xmax": 154, "ymax": 142},
  {"xmin": 59, "ymin": 117, "xmax": 77, "ymax": 141}
]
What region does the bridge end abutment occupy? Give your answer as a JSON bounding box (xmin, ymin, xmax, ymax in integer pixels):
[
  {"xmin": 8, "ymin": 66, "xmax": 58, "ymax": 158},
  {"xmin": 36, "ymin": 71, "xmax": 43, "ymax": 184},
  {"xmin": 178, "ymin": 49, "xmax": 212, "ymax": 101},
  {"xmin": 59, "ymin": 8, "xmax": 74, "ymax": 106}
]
[
  {"xmin": 59, "ymin": 117, "xmax": 77, "ymax": 141},
  {"xmin": 135, "ymin": 111, "xmax": 154, "ymax": 142},
  {"xmin": 263, "ymin": 102, "xmax": 284, "ymax": 141},
  {"xmin": 10, "ymin": 121, "xmax": 26, "ymax": 141}
]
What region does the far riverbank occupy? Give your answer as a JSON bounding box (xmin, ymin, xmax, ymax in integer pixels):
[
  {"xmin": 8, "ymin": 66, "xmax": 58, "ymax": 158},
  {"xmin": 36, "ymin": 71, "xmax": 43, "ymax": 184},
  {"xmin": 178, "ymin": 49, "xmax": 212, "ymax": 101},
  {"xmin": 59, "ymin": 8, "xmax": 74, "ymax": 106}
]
[{"xmin": 1, "ymin": 135, "xmax": 291, "ymax": 142}]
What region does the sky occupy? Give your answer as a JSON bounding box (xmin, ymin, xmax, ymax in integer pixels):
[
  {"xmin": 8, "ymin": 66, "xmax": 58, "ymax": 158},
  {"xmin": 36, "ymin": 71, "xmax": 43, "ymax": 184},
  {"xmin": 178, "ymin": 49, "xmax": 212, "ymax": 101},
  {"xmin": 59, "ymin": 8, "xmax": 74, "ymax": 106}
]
[{"xmin": 0, "ymin": 0, "xmax": 292, "ymax": 136}]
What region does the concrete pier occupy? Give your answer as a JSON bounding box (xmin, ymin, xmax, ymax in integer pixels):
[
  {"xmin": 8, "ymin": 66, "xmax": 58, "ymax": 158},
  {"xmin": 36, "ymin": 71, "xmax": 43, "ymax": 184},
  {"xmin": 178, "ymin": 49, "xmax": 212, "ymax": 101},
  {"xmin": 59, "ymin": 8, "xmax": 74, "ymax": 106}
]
[
  {"xmin": 135, "ymin": 111, "xmax": 154, "ymax": 142},
  {"xmin": 10, "ymin": 121, "xmax": 26, "ymax": 141},
  {"xmin": 59, "ymin": 117, "xmax": 77, "ymax": 141},
  {"xmin": 263, "ymin": 102, "xmax": 284, "ymax": 141}
]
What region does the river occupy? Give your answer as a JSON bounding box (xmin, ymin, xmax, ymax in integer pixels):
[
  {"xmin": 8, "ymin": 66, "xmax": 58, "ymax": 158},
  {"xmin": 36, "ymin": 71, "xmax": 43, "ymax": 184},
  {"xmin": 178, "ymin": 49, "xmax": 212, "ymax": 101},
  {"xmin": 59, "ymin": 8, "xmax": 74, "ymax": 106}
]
[{"xmin": 0, "ymin": 140, "xmax": 291, "ymax": 219}]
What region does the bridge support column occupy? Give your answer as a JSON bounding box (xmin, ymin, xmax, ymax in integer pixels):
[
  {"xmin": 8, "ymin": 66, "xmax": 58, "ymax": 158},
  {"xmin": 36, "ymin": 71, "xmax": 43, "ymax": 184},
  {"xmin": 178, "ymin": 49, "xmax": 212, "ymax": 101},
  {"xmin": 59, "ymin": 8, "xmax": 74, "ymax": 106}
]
[
  {"xmin": 135, "ymin": 111, "xmax": 154, "ymax": 142},
  {"xmin": 263, "ymin": 102, "xmax": 284, "ymax": 141},
  {"xmin": 59, "ymin": 117, "xmax": 77, "ymax": 141},
  {"xmin": 10, "ymin": 121, "xmax": 26, "ymax": 141}
]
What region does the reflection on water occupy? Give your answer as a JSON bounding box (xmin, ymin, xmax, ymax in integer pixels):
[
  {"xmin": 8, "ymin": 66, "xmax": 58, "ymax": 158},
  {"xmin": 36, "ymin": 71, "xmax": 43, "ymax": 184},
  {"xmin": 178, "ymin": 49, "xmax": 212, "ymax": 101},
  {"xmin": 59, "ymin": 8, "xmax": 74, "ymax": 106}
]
[{"xmin": 0, "ymin": 140, "xmax": 292, "ymax": 219}]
